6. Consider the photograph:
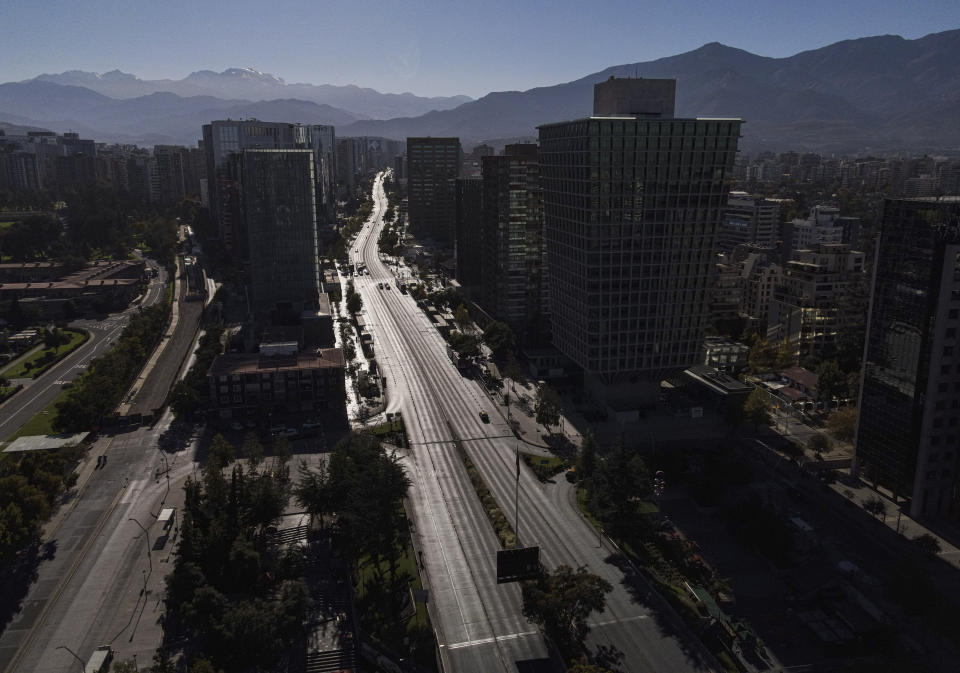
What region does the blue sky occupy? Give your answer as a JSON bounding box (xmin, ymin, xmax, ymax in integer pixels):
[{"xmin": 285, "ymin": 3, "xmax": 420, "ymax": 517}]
[{"xmin": 2, "ymin": 0, "xmax": 958, "ymax": 98}]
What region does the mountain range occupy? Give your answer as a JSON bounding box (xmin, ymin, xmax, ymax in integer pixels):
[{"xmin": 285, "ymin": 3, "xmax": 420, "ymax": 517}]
[
  {"xmin": 2, "ymin": 30, "xmax": 959, "ymax": 151},
  {"xmin": 32, "ymin": 67, "xmax": 472, "ymax": 120},
  {"xmin": 338, "ymin": 29, "xmax": 960, "ymax": 152}
]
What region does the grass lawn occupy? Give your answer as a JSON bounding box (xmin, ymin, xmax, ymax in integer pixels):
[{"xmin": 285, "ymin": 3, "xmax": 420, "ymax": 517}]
[
  {"xmin": 6, "ymin": 388, "xmax": 68, "ymax": 441},
  {"xmin": 0, "ymin": 330, "xmax": 88, "ymax": 379},
  {"xmin": 0, "ymin": 221, "xmax": 14, "ymax": 230},
  {"xmin": 521, "ymin": 452, "xmax": 568, "ymax": 481}
]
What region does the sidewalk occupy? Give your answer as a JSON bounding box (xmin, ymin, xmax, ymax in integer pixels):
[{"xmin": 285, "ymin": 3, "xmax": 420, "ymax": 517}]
[{"xmin": 828, "ymin": 471, "xmax": 960, "ymax": 569}]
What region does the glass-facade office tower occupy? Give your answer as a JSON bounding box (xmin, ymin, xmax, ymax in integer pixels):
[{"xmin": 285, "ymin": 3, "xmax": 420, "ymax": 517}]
[
  {"xmin": 407, "ymin": 137, "xmax": 460, "ymax": 246},
  {"xmin": 243, "ymin": 150, "xmax": 320, "ymax": 318},
  {"xmin": 455, "ymin": 177, "xmax": 483, "ymax": 292},
  {"xmin": 480, "ymin": 144, "xmax": 549, "ymax": 345},
  {"xmin": 202, "ymin": 121, "xmax": 336, "ymax": 254},
  {"xmin": 856, "ymin": 197, "xmax": 960, "ymax": 519},
  {"xmin": 538, "ymin": 78, "xmax": 741, "ymax": 398}
]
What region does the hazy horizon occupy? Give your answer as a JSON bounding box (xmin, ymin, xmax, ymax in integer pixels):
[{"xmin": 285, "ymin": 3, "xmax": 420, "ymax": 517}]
[{"xmin": 2, "ymin": 0, "xmax": 959, "ymax": 99}]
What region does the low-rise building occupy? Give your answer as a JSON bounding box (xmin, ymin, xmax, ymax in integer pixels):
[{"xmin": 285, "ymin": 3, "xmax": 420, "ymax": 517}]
[
  {"xmin": 207, "ymin": 347, "xmax": 345, "ymax": 418},
  {"xmin": 701, "ymin": 336, "xmax": 750, "ymax": 374}
]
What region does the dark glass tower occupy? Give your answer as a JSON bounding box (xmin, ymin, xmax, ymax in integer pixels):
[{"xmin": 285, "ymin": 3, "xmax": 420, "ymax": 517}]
[
  {"xmin": 856, "ymin": 197, "xmax": 960, "ymax": 518},
  {"xmin": 538, "ymin": 78, "xmax": 741, "ymax": 399}
]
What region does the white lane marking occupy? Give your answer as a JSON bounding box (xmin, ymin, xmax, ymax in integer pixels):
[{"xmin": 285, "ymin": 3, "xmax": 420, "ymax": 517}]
[{"xmin": 443, "ymin": 630, "xmax": 541, "ymax": 650}]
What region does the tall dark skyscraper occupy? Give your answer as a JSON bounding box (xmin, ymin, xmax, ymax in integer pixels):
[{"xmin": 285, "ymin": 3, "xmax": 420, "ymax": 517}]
[
  {"xmin": 202, "ymin": 120, "xmax": 336, "ymax": 254},
  {"xmin": 242, "ymin": 149, "xmax": 321, "ymax": 318},
  {"xmin": 407, "ymin": 137, "xmax": 460, "ymax": 246},
  {"xmin": 455, "ymin": 177, "xmax": 482, "ymax": 293},
  {"xmin": 538, "ymin": 77, "xmax": 741, "ymax": 401},
  {"xmin": 480, "ymin": 144, "xmax": 549, "ymax": 344},
  {"xmin": 856, "ymin": 197, "xmax": 960, "ymax": 519}
]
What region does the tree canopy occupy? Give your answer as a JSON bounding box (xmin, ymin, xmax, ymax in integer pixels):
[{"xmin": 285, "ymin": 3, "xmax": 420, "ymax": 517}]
[{"xmin": 522, "ymin": 564, "xmax": 612, "ymax": 662}]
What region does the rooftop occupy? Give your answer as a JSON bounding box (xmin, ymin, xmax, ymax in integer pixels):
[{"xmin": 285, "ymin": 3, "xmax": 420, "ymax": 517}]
[{"xmin": 208, "ymin": 348, "xmax": 344, "ymax": 376}]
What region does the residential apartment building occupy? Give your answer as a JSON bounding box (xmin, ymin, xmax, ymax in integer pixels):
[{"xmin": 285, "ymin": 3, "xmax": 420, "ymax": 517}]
[
  {"xmin": 784, "ymin": 205, "xmax": 860, "ymax": 258},
  {"xmin": 538, "ymin": 77, "xmax": 741, "ymax": 401},
  {"xmin": 242, "ymin": 150, "xmax": 321, "ymax": 319},
  {"xmin": 856, "ymin": 197, "xmax": 960, "ymax": 519},
  {"xmin": 480, "ymin": 144, "xmax": 549, "ymax": 344},
  {"xmin": 407, "ymin": 137, "xmax": 460, "ymax": 246},
  {"xmin": 720, "ymin": 191, "xmax": 781, "ymax": 252},
  {"xmin": 768, "ymin": 243, "xmax": 865, "ymax": 359}
]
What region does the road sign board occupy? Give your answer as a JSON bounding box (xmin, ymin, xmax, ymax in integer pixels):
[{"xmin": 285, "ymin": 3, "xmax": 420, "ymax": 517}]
[{"xmin": 496, "ymin": 546, "xmax": 541, "ymax": 584}]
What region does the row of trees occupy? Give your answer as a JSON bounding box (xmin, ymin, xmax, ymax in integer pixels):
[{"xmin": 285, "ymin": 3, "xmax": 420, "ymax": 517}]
[{"xmin": 53, "ymin": 301, "xmax": 169, "ymax": 432}]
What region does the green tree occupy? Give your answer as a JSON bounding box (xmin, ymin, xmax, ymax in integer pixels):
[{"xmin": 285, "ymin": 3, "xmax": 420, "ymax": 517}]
[
  {"xmin": 774, "ymin": 338, "xmax": 795, "ymax": 370},
  {"xmin": 294, "ymin": 459, "xmax": 334, "ymax": 529},
  {"xmin": 483, "ymin": 320, "xmax": 517, "ymax": 363},
  {"xmin": 827, "ymin": 406, "xmax": 858, "ymax": 443},
  {"xmin": 807, "ymin": 433, "xmax": 831, "ymax": 456},
  {"xmin": 454, "ymin": 303, "xmax": 471, "ymax": 331},
  {"xmin": 111, "ymin": 660, "xmax": 138, "ymax": 673},
  {"xmin": 743, "ymin": 388, "xmax": 772, "ymax": 429},
  {"xmin": 913, "ymin": 533, "xmax": 942, "ymax": 558},
  {"xmin": 43, "ymin": 328, "xmax": 66, "ymax": 350},
  {"xmin": 208, "ymin": 434, "xmax": 235, "ymax": 469},
  {"xmin": 589, "ymin": 441, "xmax": 651, "ymax": 525},
  {"xmin": 522, "ymin": 565, "xmax": 612, "ymax": 662},
  {"xmin": 346, "ymin": 290, "xmax": 363, "ymax": 314},
  {"xmin": 535, "ymin": 383, "xmax": 562, "ymax": 432},
  {"xmin": 240, "ymin": 432, "xmax": 264, "ymax": 468},
  {"xmin": 816, "ymin": 360, "xmax": 847, "ymax": 404},
  {"xmin": 747, "ymin": 337, "xmax": 776, "ymax": 374},
  {"xmin": 170, "ymin": 379, "xmax": 200, "ymax": 419}
]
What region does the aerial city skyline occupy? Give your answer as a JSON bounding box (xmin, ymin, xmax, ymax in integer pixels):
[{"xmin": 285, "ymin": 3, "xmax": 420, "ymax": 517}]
[{"xmin": 1, "ymin": 9, "xmax": 960, "ymax": 673}]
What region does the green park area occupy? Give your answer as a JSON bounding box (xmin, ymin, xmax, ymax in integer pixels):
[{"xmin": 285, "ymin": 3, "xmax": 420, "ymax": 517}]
[
  {"xmin": 5, "ymin": 390, "xmax": 67, "ymax": 441},
  {"xmin": 0, "ymin": 329, "xmax": 88, "ymax": 380}
]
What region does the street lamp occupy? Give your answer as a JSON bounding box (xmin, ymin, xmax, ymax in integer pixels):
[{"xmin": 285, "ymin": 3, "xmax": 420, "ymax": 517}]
[
  {"xmin": 128, "ymin": 517, "xmax": 152, "ymax": 572},
  {"xmin": 55, "ymin": 645, "xmax": 84, "ymax": 671}
]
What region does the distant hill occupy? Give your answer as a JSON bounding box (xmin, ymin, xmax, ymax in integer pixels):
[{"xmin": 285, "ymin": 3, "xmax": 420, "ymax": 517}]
[
  {"xmin": 339, "ymin": 29, "xmax": 960, "ymax": 152},
  {"xmin": 0, "ymin": 81, "xmax": 362, "ymax": 146},
  {"xmin": 30, "ymin": 67, "xmax": 473, "ymax": 120}
]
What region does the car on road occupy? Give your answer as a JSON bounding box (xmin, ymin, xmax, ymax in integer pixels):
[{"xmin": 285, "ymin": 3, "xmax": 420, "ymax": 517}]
[
  {"xmin": 280, "ymin": 427, "xmax": 297, "ymax": 437},
  {"xmin": 479, "ymin": 410, "xmax": 490, "ymax": 423}
]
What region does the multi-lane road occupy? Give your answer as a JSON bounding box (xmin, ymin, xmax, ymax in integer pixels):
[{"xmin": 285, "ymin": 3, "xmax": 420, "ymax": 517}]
[
  {"xmin": 0, "ymin": 261, "xmax": 168, "ymax": 441},
  {"xmin": 350, "ymin": 173, "xmax": 713, "ymax": 672}
]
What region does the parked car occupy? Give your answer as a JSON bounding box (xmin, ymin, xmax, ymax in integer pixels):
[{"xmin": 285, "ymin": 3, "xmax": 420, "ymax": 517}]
[
  {"xmin": 230, "ymin": 421, "xmax": 243, "ymax": 431},
  {"xmin": 479, "ymin": 410, "xmax": 490, "ymax": 423}
]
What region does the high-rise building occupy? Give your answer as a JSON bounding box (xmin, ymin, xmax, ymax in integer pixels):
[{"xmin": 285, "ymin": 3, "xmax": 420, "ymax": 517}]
[
  {"xmin": 202, "ymin": 121, "xmax": 336, "ymax": 253},
  {"xmin": 721, "ymin": 191, "xmax": 781, "ymax": 252},
  {"xmin": 480, "ymin": 144, "xmax": 549, "ymax": 344},
  {"xmin": 856, "ymin": 197, "xmax": 960, "ymax": 519},
  {"xmin": 539, "ymin": 78, "xmax": 741, "ymax": 401},
  {"xmin": 407, "ymin": 137, "xmax": 460, "ymax": 246},
  {"xmin": 454, "ymin": 177, "xmax": 482, "ymax": 293},
  {"xmin": 242, "ymin": 150, "xmax": 321, "ymax": 319}
]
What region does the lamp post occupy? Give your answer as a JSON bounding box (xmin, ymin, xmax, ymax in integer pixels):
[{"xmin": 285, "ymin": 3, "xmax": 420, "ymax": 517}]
[
  {"xmin": 55, "ymin": 645, "xmax": 84, "ymax": 671},
  {"xmin": 128, "ymin": 517, "xmax": 152, "ymax": 573}
]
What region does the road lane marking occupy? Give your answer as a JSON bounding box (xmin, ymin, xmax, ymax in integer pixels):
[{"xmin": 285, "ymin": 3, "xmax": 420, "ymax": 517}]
[{"xmin": 443, "ymin": 630, "xmax": 541, "ymax": 650}]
